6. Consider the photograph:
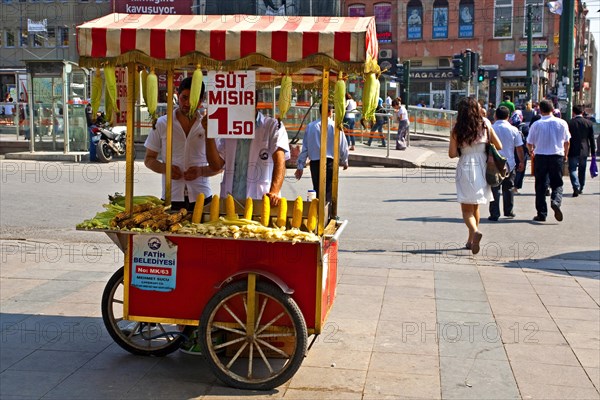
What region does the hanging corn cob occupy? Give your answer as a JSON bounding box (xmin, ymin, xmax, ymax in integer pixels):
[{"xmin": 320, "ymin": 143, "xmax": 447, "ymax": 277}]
[
  {"xmin": 334, "ymin": 74, "xmax": 346, "ymax": 130},
  {"xmin": 103, "ymin": 66, "xmax": 118, "ymax": 125},
  {"xmin": 91, "ymin": 69, "xmax": 102, "ymax": 117},
  {"xmin": 146, "ymin": 68, "xmax": 158, "ymax": 119},
  {"xmin": 361, "ymin": 72, "xmax": 378, "ymax": 122},
  {"xmin": 188, "ymin": 66, "xmax": 203, "ymax": 119},
  {"xmin": 278, "ymin": 74, "xmax": 293, "ymax": 119},
  {"xmin": 140, "ymin": 69, "xmax": 148, "ymax": 106}
]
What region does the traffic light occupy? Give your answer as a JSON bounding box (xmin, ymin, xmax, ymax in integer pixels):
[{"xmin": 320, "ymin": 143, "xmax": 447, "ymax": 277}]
[
  {"xmin": 402, "ymin": 60, "xmax": 411, "ymax": 89},
  {"xmin": 471, "ymin": 52, "xmax": 480, "ymax": 75},
  {"xmin": 452, "ymin": 54, "xmax": 464, "ymax": 77},
  {"xmin": 396, "ymin": 63, "xmax": 404, "ymax": 82},
  {"xmin": 462, "ymin": 51, "xmax": 472, "ymax": 81},
  {"xmin": 477, "ymin": 67, "xmax": 485, "ymax": 82}
]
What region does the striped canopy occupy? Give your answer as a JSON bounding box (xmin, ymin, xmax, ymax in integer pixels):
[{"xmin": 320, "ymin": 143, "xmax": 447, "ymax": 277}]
[{"xmin": 77, "ymin": 13, "xmax": 379, "ymax": 74}]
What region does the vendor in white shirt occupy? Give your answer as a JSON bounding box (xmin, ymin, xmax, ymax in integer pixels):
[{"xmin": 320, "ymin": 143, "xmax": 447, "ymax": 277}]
[
  {"xmin": 144, "ymin": 76, "xmax": 217, "ymax": 211},
  {"xmin": 205, "ymin": 111, "xmax": 290, "ymax": 206}
]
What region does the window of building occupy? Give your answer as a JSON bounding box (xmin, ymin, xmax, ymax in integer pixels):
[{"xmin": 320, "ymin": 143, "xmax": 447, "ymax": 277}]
[
  {"xmin": 59, "ymin": 27, "xmax": 69, "ymax": 47},
  {"xmin": 407, "ymin": 0, "xmax": 423, "ymax": 40},
  {"xmin": 6, "ymin": 30, "xmax": 15, "ymax": 47},
  {"xmin": 374, "ymin": 3, "xmax": 392, "ymax": 43},
  {"xmin": 494, "ymin": 0, "xmax": 513, "ymax": 38},
  {"xmin": 32, "ymin": 32, "xmax": 44, "ymax": 47},
  {"xmin": 458, "ymin": 0, "xmax": 474, "ymax": 38},
  {"xmin": 432, "ymin": 0, "xmax": 449, "ymax": 39},
  {"xmin": 20, "ymin": 29, "xmax": 28, "ymax": 47},
  {"xmin": 46, "ymin": 27, "xmax": 56, "ymax": 47},
  {"xmin": 523, "ymin": 0, "xmax": 543, "ymax": 37},
  {"xmin": 348, "ymin": 4, "xmax": 365, "ymax": 17}
]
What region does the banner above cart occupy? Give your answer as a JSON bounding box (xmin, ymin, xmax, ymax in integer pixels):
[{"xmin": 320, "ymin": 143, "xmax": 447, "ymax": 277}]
[{"xmin": 76, "ymin": 13, "xmax": 379, "ymax": 74}]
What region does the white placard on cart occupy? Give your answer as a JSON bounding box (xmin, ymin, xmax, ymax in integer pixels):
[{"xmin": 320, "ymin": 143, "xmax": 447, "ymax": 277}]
[
  {"xmin": 131, "ymin": 236, "xmax": 177, "ymax": 292},
  {"xmin": 206, "ymin": 70, "xmax": 256, "ymax": 139}
]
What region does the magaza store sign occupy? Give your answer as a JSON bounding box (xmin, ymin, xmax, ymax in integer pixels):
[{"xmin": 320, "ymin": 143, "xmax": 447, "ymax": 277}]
[{"xmin": 114, "ymin": 0, "xmax": 193, "ymax": 15}]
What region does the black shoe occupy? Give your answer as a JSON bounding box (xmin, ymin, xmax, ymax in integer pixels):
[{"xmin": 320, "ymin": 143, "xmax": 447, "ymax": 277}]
[
  {"xmin": 378, "ymin": 144, "xmax": 386, "ymax": 147},
  {"xmin": 579, "ymin": 189, "xmax": 583, "ymax": 194},
  {"xmin": 365, "ymin": 143, "xmax": 372, "ymax": 147},
  {"xmin": 551, "ymin": 202, "xmax": 563, "ymax": 222},
  {"xmin": 488, "ymin": 216, "xmax": 499, "ymax": 221},
  {"xmin": 573, "ymin": 190, "xmax": 579, "ymax": 197},
  {"xmin": 533, "ymin": 215, "xmax": 546, "ymax": 222},
  {"xmin": 505, "ymin": 212, "xmax": 516, "ymax": 218}
]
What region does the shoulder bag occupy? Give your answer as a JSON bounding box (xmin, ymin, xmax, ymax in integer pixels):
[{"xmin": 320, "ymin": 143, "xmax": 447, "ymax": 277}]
[{"xmin": 485, "ymin": 124, "xmax": 509, "ymax": 187}]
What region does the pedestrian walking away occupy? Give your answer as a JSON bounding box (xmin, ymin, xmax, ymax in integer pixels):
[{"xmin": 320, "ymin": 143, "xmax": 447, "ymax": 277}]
[
  {"xmin": 488, "ymin": 106, "xmax": 525, "ymax": 221},
  {"xmin": 567, "ymin": 104, "xmax": 596, "ymax": 197},
  {"xmin": 295, "ymin": 103, "xmax": 349, "ymax": 202},
  {"xmin": 343, "ymin": 93, "xmax": 357, "ymax": 150},
  {"xmin": 366, "ymin": 98, "xmax": 387, "ymax": 147},
  {"xmin": 448, "ymin": 97, "xmax": 502, "ymax": 254},
  {"xmin": 526, "ymin": 99, "xmax": 571, "ymax": 222}
]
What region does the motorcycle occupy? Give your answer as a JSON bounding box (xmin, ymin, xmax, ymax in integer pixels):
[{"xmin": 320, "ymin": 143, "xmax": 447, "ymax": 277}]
[{"xmin": 92, "ymin": 124, "xmax": 129, "ymax": 163}]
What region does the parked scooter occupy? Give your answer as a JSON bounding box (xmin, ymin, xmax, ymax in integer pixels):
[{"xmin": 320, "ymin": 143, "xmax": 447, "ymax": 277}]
[{"xmin": 92, "ymin": 123, "xmax": 129, "ymax": 163}]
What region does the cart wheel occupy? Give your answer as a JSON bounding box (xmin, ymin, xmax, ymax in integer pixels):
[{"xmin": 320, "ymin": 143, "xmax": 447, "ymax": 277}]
[
  {"xmin": 199, "ymin": 280, "xmax": 307, "ymax": 390},
  {"xmin": 101, "ymin": 267, "xmax": 193, "ymax": 356}
]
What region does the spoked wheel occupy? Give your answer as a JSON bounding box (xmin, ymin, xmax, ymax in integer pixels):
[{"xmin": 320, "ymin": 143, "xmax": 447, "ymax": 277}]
[
  {"xmin": 96, "ymin": 139, "xmax": 113, "ymax": 163},
  {"xmin": 101, "ymin": 267, "xmax": 193, "ymax": 356},
  {"xmin": 199, "ymin": 279, "xmax": 308, "ymax": 390}
]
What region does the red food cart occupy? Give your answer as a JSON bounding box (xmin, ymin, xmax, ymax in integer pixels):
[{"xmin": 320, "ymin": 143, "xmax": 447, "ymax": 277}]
[{"xmin": 76, "ymin": 13, "xmax": 379, "ymax": 390}]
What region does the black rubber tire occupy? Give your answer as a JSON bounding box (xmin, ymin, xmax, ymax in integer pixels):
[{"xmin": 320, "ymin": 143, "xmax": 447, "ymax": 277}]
[
  {"xmin": 101, "ymin": 267, "xmax": 192, "ymax": 357},
  {"xmin": 199, "ymin": 280, "xmax": 308, "ymax": 390},
  {"xmin": 96, "ymin": 139, "xmax": 113, "ymax": 163}
]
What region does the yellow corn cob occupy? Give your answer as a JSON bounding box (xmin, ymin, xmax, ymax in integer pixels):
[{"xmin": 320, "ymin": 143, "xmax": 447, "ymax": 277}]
[
  {"xmin": 192, "ymin": 193, "xmax": 205, "ymax": 223},
  {"xmin": 244, "ymin": 197, "xmax": 253, "ymax": 220},
  {"xmin": 209, "ymin": 194, "xmax": 220, "ymax": 222},
  {"xmin": 362, "ymin": 72, "xmax": 378, "ymax": 122},
  {"xmin": 146, "ymin": 69, "xmax": 158, "ymax": 119},
  {"xmin": 225, "ymin": 194, "xmax": 236, "ymax": 219},
  {"xmin": 140, "ymin": 69, "xmax": 148, "ymax": 106},
  {"xmin": 334, "ymin": 75, "xmax": 346, "ymax": 129},
  {"xmin": 261, "ymin": 194, "xmax": 270, "ymax": 227},
  {"xmin": 278, "ymin": 75, "xmax": 292, "ymax": 119},
  {"xmin": 104, "ymin": 66, "xmax": 118, "ymax": 124},
  {"xmin": 189, "ymin": 66, "xmax": 203, "ymax": 119},
  {"xmin": 91, "ymin": 69, "xmax": 102, "ymax": 116},
  {"xmin": 306, "ymin": 198, "xmax": 318, "ymax": 232},
  {"xmin": 291, "ymin": 196, "xmax": 303, "ymax": 228},
  {"xmin": 276, "ymin": 197, "xmax": 288, "ymax": 228}
]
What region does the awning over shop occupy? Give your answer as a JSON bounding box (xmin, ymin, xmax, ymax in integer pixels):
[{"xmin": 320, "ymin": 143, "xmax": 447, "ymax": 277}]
[{"xmin": 77, "ymin": 13, "xmax": 379, "ymax": 74}]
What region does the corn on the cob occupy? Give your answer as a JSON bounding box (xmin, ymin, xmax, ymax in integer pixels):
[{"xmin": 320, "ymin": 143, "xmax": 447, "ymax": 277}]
[
  {"xmin": 140, "ymin": 69, "xmax": 148, "ymax": 106},
  {"xmin": 276, "ymin": 197, "xmax": 288, "ymax": 228},
  {"xmin": 291, "ymin": 196, "xmax": 303, "ymax": 228},
  {"xmin": 189, "ymin": 66, "xmax": 203, "ymax": 119},
  {"xmin": 104, "ymin": 66, "xmax": 118, "ymax": 124},
  {"xmin": 167, "ymin": 208, "xmax": 187, "ymax": 224},
  {"xmin": 306, "ymin": 198, "xmax": 318, "ymax": 232},
  {"xmin": 334, "ymin": 75, "xmax": 346, "ymax": 129},
  {"xmin": 244, "ymin": 197, "xmax": 253, "ymax": 220},
  {"xmin": 146, "ymin": 69, "xmax": 158, "ymax": 119},
  {"xmin": 209, "ymin": 194, "xmax": 220, "ymax": 222},
  {"xmin": 130, "ymin": 206, "xmax": 163, "ymax": 225},
  {"xmin": 192, "ymin": 193, "xmax": 205, "ymax": 223},
  {"xmin": 261, "ymin": 194, "xmax": 270, "ymax": 227},
  {"xmin": 278, "ymin": 75, "xmax": 293, "ymax": 119},
  {"xmin": 91, "ymin": 69, "xmax": 102, "ymax": 116},
  {"xmin": 361, "ymin": 72, "xmax": 378, "ymax": 122},
  {"xmin": 113, "ymin": 203, "xmax": 155, "ymax": 222},
  {"xmin": 225, "ymin": 194, "xmax": 236, "ymax": 219}
]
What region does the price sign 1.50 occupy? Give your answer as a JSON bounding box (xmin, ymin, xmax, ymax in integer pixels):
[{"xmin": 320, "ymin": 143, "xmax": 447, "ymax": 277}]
[{"xmin": 208, "ymin": 107, "xmax": 254, "ymax": 137}]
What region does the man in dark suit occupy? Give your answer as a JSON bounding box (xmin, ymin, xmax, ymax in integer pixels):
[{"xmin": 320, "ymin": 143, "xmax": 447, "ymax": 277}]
[{"xmin": 567, "ymin": 105, "xmax": 596, "ymax": 197}]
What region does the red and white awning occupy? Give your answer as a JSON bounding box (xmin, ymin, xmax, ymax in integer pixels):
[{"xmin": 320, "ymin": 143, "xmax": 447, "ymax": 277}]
[{"xmin": 77, "ymin": 13, "xmax": 379, "ymax": 73}]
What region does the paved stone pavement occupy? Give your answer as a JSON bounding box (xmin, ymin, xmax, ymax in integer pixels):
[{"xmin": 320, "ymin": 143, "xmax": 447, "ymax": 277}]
[{"xmin": 1, "ymin": 146, "xmax": 599, "ymax": 399}]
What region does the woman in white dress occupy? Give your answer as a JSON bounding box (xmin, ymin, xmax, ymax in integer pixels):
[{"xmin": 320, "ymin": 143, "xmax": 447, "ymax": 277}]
[{"xmin": 448, "ymin": 97, "xmax": 502, "ymax": 254}]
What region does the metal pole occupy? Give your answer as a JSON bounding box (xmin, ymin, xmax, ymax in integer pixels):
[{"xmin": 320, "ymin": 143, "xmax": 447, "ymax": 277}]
[
  {"xmin": 564, "ymin": 0, "xmax": 574, "ymax": 120},
  {"xmin": 526, "ymin": 4, "xmax": 533, "ymax": 101}
]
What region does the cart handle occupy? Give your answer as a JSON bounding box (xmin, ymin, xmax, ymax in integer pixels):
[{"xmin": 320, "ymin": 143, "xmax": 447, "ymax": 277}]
[{"xmin": 323, "ymin": 219, "xmax": 348, "ymax": 243}]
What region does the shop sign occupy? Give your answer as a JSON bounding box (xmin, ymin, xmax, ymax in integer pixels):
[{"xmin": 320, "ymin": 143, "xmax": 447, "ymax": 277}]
[
  {"xmin": 518, "ymin": 39, "xmax": 548, "ymax": 52},
  {"xmin": 114, "ymin": 0, "xmax": 193, "ymax": 15},
  {"xmin": 505, "ymin": 54, "xmax": 516, "ymax": 61},
  {"xmin": 502, "ymin": 80, "xmax": 526, "ymax": 89},
  {"xmin": 206, "ymin": 71, "xmax": 256, "ymax": 139},
  {"xmin": 115, "ymin": 67, "xmax": 127, "ymax": 124},
  {"xmin": 27, "ymin": 19, "xmax": 47, "ymax": 33},
  {"xmin": 132, "ymin": 236, "xmax": 178, "ymax": 292},
  {"xmin": 377, "ymin": 31, "xmax": 392, "ymax": 43},
  {"xmin": 409, "ymin": 70, "xmax": 455, "ymax": 80}
]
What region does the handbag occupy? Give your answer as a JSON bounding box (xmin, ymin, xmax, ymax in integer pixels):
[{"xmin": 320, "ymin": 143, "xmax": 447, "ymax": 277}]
[
  {"xmin": 484, "ymin": 126, "xmax": 509, "ymax": 187},
  {"xmin": 591, "ymin": 154, "xmax": 598, "ymax": 178}
]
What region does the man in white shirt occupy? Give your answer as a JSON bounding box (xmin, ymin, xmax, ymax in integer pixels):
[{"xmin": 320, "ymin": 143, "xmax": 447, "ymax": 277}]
[
  {"xmin": 205, "ymin": 110, "xmax": 290, "ymax": 206},
  {"xmin": 144, "ymin": 77, "xmax": 216, "ymax": 211},
  {"xmin": 488, "ymin": 106, "xmax": 525, "ymax": 221},
  {"xmin": 527, "ymin": 99, "xmax": 570, "ymax": 222}
]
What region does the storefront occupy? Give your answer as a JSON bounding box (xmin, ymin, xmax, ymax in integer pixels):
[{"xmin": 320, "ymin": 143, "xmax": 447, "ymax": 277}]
[{"xmin": 408, "ymin": 68, "xmax": 462, "ymax": 109}]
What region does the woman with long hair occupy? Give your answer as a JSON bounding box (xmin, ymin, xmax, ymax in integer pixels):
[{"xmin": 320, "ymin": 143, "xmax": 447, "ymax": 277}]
[{"xmin": 449, "ymin": 97, "xmax": 502, "ymax": 254}]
